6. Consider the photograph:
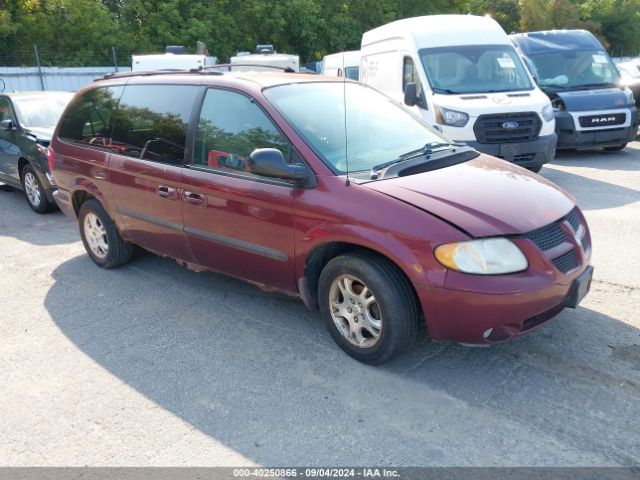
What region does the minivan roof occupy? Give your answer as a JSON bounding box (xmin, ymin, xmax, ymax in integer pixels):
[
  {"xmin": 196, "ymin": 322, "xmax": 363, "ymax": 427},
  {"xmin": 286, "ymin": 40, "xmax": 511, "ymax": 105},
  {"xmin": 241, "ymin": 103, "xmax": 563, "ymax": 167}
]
[
  {"xmin": 362, "ymin": 15, "xmax": 509, "ymax": 50},
  {"xmin": 93, "ymin": 71, "xmax": 342, "ymax": 90},
  {"xmin": 510, "ymin": 30, "xmax": 604, "ymax": 55}
]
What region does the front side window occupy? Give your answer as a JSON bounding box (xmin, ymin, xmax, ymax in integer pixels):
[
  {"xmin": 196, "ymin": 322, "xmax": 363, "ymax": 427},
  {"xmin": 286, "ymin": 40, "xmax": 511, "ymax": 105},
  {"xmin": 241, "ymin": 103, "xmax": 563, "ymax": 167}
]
[
  {"xmin": 110, "ymin": 84, "xmax": 199, "ymax": 165},
  {"xmin": 420, "ymin": 44, "xmax": 533, "ymax": 94},
  {"xmin": 192, "ymin": 89, "xmax": 290, "ymax": 177},
  {"xmin": 527, "ymin": 50, "xmax": 620, "ymax": 90},
  {"xmin": 264, "ymin": 82, "xmax": 447, "ymax": 174},
  {"xmin": 0, "ymin": 97, "xmax": 15, "ymax": 123},
  {"xmin": 13, "ymin": 93, "xmax": 72, "ymax": 128},
  {"xmin": 58, "ymin": 86, "xmax": 123, "ymax": 151}
]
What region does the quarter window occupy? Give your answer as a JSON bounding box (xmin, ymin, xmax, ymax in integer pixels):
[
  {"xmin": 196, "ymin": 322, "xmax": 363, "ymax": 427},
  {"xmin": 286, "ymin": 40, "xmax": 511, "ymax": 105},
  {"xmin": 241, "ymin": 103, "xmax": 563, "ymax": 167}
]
[
  {"xmin": 111, "ymin": 85, "xmax": 199, "ymax": 165},
  {"xmin": 58, "ymin": 86, "xmax": 123, "ymax": 150},
  {"xmin": 192, "ymin": 89, "xmax": 290, "ymax": 178}
]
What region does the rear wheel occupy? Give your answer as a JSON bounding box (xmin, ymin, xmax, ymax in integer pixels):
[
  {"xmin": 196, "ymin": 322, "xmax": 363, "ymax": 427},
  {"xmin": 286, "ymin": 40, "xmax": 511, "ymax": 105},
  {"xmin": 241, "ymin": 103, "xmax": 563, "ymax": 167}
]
[
  {"xmin": 78, "ymin": 199, "xmax": 133, "ymax": 268},
  {"xmin": 604, "ymin": 143, "xmax": 627, "ymax": 152},
  {"xmin": 318, "ymin": 251, "xmax": 419, "ymax": 364},
  {"xmin": 21, "ymin": 164, "xmax": 54, "ymax": 213}
]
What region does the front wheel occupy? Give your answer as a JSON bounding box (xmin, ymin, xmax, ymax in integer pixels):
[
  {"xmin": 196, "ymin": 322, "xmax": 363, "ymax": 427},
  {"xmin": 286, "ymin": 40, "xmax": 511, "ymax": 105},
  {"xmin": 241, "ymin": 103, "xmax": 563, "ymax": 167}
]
[
  {"xmin": 21, "ymin": 164, "xmax": 54, "ymax": 213},
  {"xmin": 78, "ymin": 199, "xmax": 134, "ymax": 269},
  {"xmin": 604, "ymin": 143, "xmax": 627, "ymax": 152},
  {"xmin": 527, "ymin": 164, "xmax": 543, "ymax": 173},
  {"xmin": 318, "ymin": 251, "xmax": 419, "ymax": 364}
]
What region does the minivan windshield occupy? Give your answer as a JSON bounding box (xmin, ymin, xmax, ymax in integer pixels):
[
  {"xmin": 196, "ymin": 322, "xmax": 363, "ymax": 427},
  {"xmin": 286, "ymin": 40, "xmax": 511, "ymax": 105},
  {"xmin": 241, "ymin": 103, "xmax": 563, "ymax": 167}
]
[
  {"xmin": 525, "ymin": 49, "xmax": 619, "ymax": 91},
  {"xmin": 13, "ymin": 93, "xmax": 73, "ymax": 128},
  {"xmin": 263, "ymin": 82, "xmax": 449, "ymax": 174},
  {"xmin": 419, "ymin": 44, "xmax": 533, "ymax": 94}
]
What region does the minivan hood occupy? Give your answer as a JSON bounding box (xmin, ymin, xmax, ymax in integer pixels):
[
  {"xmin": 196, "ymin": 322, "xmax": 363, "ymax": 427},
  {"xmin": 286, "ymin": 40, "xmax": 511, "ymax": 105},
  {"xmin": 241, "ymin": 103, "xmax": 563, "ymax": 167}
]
[
  {"xmin": 25, "ymin": 126, "xmax": 54, "ymax": 142},
  {"xmin": 555, "ymin": 88, "xmax": 629, "ymax": 111},
  {"xmin": 365, "ymin": 156, "xmax": 575, "ymax": 237}
]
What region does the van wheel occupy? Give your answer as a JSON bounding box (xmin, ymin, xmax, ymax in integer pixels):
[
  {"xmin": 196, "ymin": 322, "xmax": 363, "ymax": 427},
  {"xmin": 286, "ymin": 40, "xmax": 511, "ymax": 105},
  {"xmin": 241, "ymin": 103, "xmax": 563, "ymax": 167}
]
[
  {"xmin": 527, "ymin": 164, "xmax": 543, "ymax": 173},
  {"xmin": 604, "ymin": 143, "xmax": 627, "ymax": 152},
  {"xmin": 78, "ymin": 199, "xmax": 133, "ymax": 269},
  {"xmin": 318, "ymin": 251, "xmax": 419, "ymax": 364},
  {"xmin": 21, "ymin": 164, "xmax": 54, "ymax": 213}
]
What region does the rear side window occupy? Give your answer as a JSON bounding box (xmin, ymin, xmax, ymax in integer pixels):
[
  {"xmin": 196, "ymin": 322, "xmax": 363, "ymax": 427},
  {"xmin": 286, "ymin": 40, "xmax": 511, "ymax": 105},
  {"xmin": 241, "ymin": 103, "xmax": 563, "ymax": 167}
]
[
  {"xmin": 111, "ymin": 84, "xmax": 199, "ymax": 165},
  {"xmin": 58, "ymin": 86, "xmax": 123, "ymax": 150}
]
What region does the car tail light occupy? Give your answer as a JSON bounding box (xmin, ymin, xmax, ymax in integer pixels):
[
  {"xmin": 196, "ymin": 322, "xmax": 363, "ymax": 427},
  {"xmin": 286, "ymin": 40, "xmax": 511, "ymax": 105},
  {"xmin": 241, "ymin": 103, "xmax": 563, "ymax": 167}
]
[{"xmin": 47, "ymin": 146, "xmax": 55, "ymax": 172}]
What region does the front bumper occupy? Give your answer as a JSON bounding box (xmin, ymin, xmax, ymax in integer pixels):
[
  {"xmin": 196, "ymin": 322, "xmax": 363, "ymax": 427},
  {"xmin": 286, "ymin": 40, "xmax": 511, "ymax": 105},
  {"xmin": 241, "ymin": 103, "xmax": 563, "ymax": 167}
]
[
  {"xmin": 417, "ymin": 263, "xmax": 592, "ymax": 344},
  {"xmin": 465, "ymin": 133, "xmax": 557, "ymax": 169},
  {"xmin": 555, "ymin": 108, "xmax": 639, "ymax": 149}
]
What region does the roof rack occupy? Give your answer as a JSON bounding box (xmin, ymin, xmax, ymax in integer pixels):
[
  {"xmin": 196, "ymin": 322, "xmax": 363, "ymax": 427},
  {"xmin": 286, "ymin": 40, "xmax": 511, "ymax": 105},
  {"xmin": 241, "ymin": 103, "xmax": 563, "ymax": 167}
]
[
  {"xmin": 200, "ymin": 63, "xmax": 296, "ymax": 73},
  {"xmin": 97, "ymin": 69, "xmax": 223, "ymax": 81}
]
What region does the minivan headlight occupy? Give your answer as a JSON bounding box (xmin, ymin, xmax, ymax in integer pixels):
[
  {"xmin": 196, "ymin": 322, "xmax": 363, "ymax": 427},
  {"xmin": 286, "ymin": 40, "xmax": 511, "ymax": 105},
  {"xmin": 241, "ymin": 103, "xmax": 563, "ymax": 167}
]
[
  {"xmin": 541, "ymin": 103, "xmax": 554, "ymax": 122},
  {"xmin": 434, "ymin": 238, "xmax": 528, "ymax": 275},
  {"xmin": 434, "ymin": 105, "xmax": 470, "ymax": 127}
]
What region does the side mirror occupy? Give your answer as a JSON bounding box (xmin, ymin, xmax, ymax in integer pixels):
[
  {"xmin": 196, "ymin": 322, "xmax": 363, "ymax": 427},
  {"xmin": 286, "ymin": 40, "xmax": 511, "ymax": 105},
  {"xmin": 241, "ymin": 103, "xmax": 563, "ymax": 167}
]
[
  {"xmin": 248, "ymin": 148, "xmax": 310, "ymax": 185},
  {"xmin": 404, "ymin": 82, "xmax": 417, "ymax": 107},
  {"xmin": 0, "ymin": 119, "xmax": 16, "ymax": 131}
]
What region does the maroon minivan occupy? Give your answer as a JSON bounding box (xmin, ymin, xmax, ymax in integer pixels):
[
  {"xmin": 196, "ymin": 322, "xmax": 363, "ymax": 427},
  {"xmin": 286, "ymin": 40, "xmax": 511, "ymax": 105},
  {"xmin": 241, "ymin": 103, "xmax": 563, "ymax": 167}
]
[{"xmin": 50, "ymin": 71, "xmax": 593, "ymax": 364}]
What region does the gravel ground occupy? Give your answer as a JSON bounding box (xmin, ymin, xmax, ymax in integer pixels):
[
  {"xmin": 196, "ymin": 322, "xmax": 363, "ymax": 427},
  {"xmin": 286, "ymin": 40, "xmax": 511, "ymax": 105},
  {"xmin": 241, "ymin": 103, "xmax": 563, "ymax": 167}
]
[{"xmin": 0, "ymin": 144, "xmax": 639, "ymax": 467}]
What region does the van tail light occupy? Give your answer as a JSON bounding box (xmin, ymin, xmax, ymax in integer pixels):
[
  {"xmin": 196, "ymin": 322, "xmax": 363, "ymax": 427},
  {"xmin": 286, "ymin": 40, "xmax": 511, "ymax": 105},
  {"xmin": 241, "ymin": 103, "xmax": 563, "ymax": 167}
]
[{"xmin": 47, "ymin": 146, "xmax": 55, "ymax": 173}]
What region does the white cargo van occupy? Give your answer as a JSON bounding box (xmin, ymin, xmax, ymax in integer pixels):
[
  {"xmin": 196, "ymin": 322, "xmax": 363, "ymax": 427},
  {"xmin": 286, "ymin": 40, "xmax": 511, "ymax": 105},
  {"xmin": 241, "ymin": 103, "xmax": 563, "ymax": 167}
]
[
  {"xmin": 361, "ymin": 15, "xmax": 557, "ymax": 171},
  {"xmin": 131, "ymin": 53, "xmax": 217, "ymax": 71},
  {"xmin": 323, "ymin": 50, "xmax": 361, "ymax": 80}
]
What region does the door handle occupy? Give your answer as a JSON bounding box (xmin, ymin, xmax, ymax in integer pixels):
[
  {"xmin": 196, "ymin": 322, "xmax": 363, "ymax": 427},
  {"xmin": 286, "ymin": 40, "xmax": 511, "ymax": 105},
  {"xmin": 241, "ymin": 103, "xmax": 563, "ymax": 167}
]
[
  {"xmin": 183, "ymin": 191, "xmax": 207, "ymax": 207},
  {"xmin": 157, "ymin": 185, "xmax": 177, "ymax": 200}
]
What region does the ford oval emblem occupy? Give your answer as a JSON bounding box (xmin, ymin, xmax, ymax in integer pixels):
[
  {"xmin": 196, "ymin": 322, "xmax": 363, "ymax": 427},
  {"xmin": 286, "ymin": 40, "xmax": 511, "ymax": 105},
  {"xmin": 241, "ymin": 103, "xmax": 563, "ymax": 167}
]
[{"xmin": 502, "ymin": 121, "xmax": 519, "ymax": 129}]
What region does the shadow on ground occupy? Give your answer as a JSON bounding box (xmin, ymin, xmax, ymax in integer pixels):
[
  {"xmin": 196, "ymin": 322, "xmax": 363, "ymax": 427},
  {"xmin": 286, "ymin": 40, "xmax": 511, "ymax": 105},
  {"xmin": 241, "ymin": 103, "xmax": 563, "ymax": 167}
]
[
  {"xmin": 539, "ymin": 150, "xmax": 640, "ymax": 210},
  {"xmin": 0, "ymin": 184, "xmax": 77, "ymax": 246},
  {"xmin": 44, "ymin": 253, "xmax": 640, "ymax": 466},
  {"xmin": 552, "ymin": 145, "xmax": 640, "ymax": 172}
]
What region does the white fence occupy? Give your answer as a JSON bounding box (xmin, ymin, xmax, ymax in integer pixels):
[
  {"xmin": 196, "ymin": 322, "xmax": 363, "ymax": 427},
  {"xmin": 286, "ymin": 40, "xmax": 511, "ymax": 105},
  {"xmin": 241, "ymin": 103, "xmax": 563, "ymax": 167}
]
[{"xmin": 0, "ymin": 66, "xmax": 131, "ymax": 93}]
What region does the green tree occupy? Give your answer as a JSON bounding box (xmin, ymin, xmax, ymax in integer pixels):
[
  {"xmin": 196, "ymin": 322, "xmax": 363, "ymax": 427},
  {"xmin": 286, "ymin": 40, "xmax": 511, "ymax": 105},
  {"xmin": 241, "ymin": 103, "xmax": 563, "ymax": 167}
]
[{"xmin": 469, "ymin": 0, "xmax": 521, "ymax": 33}]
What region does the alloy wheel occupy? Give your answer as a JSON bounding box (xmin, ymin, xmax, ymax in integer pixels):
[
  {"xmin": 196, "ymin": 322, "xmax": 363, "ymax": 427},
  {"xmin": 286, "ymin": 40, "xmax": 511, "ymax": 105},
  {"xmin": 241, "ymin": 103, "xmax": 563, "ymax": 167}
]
[
  {"xmin": 328, "ymin": 274, "xmax": 382, "ymax": 348},
  {"xmin": 83, "ymin": 213, "xmax": 109, "ymax": 259}
]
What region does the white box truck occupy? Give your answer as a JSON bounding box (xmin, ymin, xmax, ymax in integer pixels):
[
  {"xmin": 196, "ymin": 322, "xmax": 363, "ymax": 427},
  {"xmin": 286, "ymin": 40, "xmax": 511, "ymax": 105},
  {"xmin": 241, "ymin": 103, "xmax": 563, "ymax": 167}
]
[
  {"xmin": 360, "ymin": 15, "xmax": 557, "ymax": 171},
  {"xmin": 132, "ymin": 53, "xmax": 217, "ymax": 71},
  {"xmin": 322, "ymin": 50, "xmax": 361, "ymax": 80}
]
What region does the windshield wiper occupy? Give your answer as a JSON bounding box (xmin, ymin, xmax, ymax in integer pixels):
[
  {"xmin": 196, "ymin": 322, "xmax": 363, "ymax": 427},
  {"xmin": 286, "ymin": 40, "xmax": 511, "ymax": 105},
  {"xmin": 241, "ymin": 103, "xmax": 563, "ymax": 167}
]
[
  {"xmin": 432, "ymin": 87, "xmax": 461, "ymax": 94},
  {"xmin": 369, "ymin": 142, "xmax": 460, "ymax": 178}
]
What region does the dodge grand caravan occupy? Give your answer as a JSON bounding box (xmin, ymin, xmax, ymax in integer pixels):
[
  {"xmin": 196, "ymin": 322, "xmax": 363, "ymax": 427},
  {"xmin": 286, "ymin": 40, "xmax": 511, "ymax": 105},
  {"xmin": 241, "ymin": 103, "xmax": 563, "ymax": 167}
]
[{"xmin": 50, "ymin": 71, "xmax": 593, "ymax": 364}]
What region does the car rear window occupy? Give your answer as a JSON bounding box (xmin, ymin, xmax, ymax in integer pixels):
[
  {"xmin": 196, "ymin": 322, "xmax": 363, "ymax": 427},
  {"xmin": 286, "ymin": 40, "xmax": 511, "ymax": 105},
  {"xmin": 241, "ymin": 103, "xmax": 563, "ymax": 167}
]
[{"xmin": 58, "ymin": 86, "xmax": 124, "ymax": 150}]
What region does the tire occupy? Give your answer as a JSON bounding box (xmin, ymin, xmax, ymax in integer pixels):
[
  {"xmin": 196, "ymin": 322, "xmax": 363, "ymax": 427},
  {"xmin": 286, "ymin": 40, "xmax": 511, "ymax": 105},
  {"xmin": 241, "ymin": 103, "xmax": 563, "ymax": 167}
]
[
  {"xmin": 318, "ymin": 251, "xmax": 419, "ymax": 364},
  {"xmin": 527, "ymin": 164, "xmax": 543, "ymax": 173},
  {"xmin": 604, "ymin": 143, "xmax": 627, "ymax": 152},
  {"xmin": 78, "ymin": 199, "xmax": 134, "ymax": 269},
  {"xmin": 21, "ymin": 164, "xmax": 54, "ymax": 213}
]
